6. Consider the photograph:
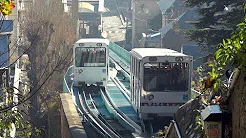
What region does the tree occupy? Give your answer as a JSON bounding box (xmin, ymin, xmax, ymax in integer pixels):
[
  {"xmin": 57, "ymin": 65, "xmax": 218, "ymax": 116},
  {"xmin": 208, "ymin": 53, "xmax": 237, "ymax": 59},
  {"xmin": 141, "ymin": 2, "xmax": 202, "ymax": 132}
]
[
  {"xmin": 184, "ymin": 0, "xmax": 245, "ymax": 52},
  {"xmin": 20, "ymin": 0, "xmax": 76, "ymax": 137},
  {"xmin": 0, "ymin": 0, "xmax": 76, "ymax": 137},
  {"xmin": 210, "ymin": 4, "xmax": 246, "ymax": 138},
  {"xmin": 193, "ymin": 4, "xmax": 246, "ymax": 138},
  {"xmin": 0, "ymin": 1, "xmax": 37, "ymax": 137}
]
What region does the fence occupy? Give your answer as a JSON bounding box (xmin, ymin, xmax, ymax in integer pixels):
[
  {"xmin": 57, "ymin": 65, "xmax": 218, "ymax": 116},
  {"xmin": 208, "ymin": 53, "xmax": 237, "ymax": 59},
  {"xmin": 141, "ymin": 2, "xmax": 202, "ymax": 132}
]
[{"xmin": 109, "ymin": 42, "xmax": 130, "ymax": 64}]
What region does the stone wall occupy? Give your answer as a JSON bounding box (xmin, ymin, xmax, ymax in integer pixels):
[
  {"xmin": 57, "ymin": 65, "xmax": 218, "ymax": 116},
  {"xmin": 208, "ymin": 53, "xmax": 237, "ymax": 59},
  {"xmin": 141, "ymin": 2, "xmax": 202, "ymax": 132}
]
[
  {"xmin": 228, "ymin": 71, "xmax": 246, "ymax": 138},
  {"xmin": 60, "ymin": 93, "xmax": 87, "ymax": 138}
]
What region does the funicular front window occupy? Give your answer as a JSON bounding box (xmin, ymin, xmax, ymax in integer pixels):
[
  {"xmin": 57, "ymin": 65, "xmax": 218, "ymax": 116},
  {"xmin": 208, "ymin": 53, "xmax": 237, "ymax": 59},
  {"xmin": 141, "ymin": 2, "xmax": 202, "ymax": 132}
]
[
  {"xmin": 143, "ymin": 62, "xmax": 189, "ymax": 92},
  {"xmin": 75, "ymin": 47, "xmax": 106, "ymax": 67}
]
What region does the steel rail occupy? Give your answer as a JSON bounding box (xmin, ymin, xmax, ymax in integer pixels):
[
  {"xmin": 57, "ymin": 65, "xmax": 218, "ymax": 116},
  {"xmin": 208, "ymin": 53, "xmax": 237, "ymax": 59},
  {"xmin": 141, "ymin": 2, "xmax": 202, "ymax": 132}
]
[
  {"xmin": 70, "ymin": 84, "xmax": 107, "ymax": 137},
  {"xmin": 81, "ymin": 91, "xmax": 121, "ymax": 138},
  {"xmin": 78, "ymin": 91, "xmax": 110, "ymax": 137}
]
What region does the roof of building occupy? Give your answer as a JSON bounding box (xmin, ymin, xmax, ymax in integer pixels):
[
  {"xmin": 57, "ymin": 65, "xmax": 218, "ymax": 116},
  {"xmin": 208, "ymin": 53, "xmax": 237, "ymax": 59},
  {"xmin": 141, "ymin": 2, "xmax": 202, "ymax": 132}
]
[
  {"xmin": 160, "ymin": 11, "xmax": 186, "ymax": 35},
  {"xmin": 158, "ymin": 0, "xmax": 176, "ymax": 14}
]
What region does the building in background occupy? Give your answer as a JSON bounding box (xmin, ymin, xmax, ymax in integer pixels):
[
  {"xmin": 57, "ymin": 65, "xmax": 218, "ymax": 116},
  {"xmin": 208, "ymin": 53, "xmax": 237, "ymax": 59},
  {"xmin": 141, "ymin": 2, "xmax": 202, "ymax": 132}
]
[
  {"xmin": 77, "ymin": 0, "xmax": 104, "ymax": 38},
  {"xmin": 158, "ymin": 0, "xmax": 186, "ymax": 27},
  {"xmin": 131, "ymin": 0, "xmax": 160, "ymax": 48},
  {"xmin": 0, "ymin": 18, "xmax": 14, "ymax": 88},
  {"xmin": 160, "ymin": 9, "xmax": 199, "ymax": 51},
  {"xmin": 139, "ymin": 32, "xmax": 161, "ymax": 48},
  {"xmin": 181, "ymin": 44, "xmax": 209, "ymax": 69}
]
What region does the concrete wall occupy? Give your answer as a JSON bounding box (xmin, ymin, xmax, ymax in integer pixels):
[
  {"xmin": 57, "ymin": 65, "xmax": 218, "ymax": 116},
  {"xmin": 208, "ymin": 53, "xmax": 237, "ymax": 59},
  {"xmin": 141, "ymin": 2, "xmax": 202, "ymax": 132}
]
[
  {"xmin": 61, "ymin": 103, "xmax": 72, "ymax": 138},
  {"xmin": 60, "ymin": 93, "xmax": 87, "ymax": 138}
]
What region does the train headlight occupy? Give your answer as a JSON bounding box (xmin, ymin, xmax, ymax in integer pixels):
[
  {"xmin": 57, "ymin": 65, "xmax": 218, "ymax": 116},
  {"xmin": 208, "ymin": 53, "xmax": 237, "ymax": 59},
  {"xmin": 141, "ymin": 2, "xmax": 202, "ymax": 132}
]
[
  {"xmin": 79, "ymin": 43, "xmax": 85, "ymax": 46},
  {"xmin": 175, "ymin": 57, "xmax": 183, "ymax": 61},
  {"xmin": 96, "ymin": 43, "xmax": 102, "ymax": 46}
]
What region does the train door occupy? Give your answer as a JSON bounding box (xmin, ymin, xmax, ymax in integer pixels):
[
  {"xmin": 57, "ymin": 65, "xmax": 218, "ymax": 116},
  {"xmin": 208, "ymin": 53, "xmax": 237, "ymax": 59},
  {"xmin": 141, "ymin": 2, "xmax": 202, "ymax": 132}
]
[
  {"xmin": 134, "ymin": 58, "xmax": 137, "ymax": 106},
  {"xmin": 136, "ymin": 60, "xmax": 140, "ymax": 113},
  {"xmin": 133, "ymin": 58, "xmax": 137, "ymax": 106},
  {"xmin": 130, "ymin": 56, "xmax": 135, "ymax": 104},
  {"xmin": 106, "ymin": 45, "xmax": 109, "ymax": 77},
  {"xmin": 131, "ymin": 55, "xmax": 139, "ymax": 111}
]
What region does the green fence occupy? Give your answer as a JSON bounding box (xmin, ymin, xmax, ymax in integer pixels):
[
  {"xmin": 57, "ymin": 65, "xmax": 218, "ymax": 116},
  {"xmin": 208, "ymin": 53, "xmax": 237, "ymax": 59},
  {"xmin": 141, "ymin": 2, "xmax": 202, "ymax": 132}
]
[
  {"xmin": 63, "ymin": 66, "xmax": 73, "ymax": 93},
  {"xmin": 109, "ymin": 42, "xmax": 130, "ymax": 64}
]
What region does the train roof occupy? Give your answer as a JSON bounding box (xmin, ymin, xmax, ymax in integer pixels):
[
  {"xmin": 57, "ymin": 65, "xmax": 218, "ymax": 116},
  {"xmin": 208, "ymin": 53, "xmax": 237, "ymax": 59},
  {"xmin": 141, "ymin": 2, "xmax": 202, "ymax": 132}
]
[
  {"xmin": 130, "ymin": 48, "xmax": 189, "ymax": 59},
  {"xmin": 75, "ymin": 38, "xmax": 110, "ymax": 45}
]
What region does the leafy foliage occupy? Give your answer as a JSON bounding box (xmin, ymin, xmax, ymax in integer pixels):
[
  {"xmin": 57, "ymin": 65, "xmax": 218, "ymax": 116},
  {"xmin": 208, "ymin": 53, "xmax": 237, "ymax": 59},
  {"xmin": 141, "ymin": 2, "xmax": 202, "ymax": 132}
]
[
  {"xmin": 191, "ymin": 4, "xmax": 246, "ymax": 104},
  {"xmin": 0, "ymin": 0, "xmax": 15, "ymax": 15},
  {"xmin": 194, "ymin": 114, "xmax": 203, "ymax": 130},
  {"xmin": 0, "ymin": 88, "xmax": 40, "ymax": 138},
  {"xmin": 207, "ymin": 4, "xmax": 246, "ymax": 95},
  {"xmin": 155, "ymin": 126, "xmax": 169, "ymax": 137},
  {"xmin": 184, "ymin": 0, "xmax": 245, "ymax": 52}
]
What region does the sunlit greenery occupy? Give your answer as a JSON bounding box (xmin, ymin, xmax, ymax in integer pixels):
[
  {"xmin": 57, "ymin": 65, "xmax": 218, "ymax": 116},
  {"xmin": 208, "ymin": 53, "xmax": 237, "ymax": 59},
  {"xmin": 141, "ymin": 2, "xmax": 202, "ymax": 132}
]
[
  {"xmin": 208, "ymin": 4, "xmax": 246, "ymax": 95},
  {"xmin": 191, "ymin": 4, "xmax": 246, "ymax": 138}
]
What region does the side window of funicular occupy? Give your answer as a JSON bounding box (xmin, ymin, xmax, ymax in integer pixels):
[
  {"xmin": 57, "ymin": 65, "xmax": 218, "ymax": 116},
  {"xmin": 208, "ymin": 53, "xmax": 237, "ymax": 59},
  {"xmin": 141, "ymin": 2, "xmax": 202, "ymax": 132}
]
[
  {"xmin": 143, "ymin": 62, "xmax": 160, "ymax": 91},
  {"xmin": 159, "ymin": 62, "xmax": 172, "ymax": 91},
  {"xmin": 170, "ymin": 62, "xmax": 189, "ymax": 91},
  {"xmin": 75, "ymin": 48, "xmax": 80, "ymax": 67},
  {"xmin": 75, "ymin": 47, "xmax": 85, "ymax": 67},
  {"xmin": 98, "ymin": 48, "xmax": 106, "ymax": 64}
]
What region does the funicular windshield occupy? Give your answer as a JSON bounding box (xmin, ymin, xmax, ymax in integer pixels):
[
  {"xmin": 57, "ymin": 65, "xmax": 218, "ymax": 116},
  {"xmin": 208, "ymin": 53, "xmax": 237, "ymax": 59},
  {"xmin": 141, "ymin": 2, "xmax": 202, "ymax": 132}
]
[
  {"xmin": 143, "ymin": 62, "xmax": 189, "ymax": 92},
  {"xmin": 75, "ymin": 47, "xmax": 106, "ymax": 67}
]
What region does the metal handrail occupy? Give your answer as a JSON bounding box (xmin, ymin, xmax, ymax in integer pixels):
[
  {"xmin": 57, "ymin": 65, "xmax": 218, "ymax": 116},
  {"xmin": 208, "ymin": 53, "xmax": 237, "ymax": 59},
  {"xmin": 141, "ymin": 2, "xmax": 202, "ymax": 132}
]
[
  {"xmin": 113, "ymin": 77, "xmax": 130, "ymax": 101},
  {"xmin": 164, "ymin": 120, "xmax": 182, "ymax": 138},
  {"xmin": 172, "ymin": 120, "xmax": 182, "ymax": 138},
  {"xmin": 63, "ymin": 65, "xmax": 73, "ymax": 93},
  {"xmin": 109, "ymin": 56, "xmax": 130, "ymax": 75}
]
